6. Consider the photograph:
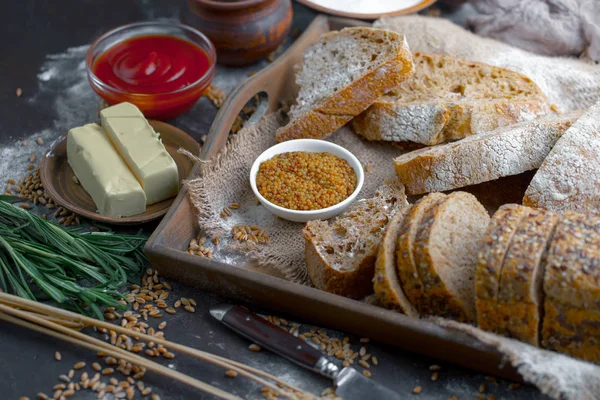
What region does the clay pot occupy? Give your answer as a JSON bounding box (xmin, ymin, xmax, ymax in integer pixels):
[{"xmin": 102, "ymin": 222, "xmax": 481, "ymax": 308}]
[{"xmin": 183, "ymin": 0, "xmax": 293, "ymax": 67}]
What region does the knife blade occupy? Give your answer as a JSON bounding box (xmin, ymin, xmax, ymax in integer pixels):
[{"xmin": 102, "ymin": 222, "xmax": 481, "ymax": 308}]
[{"xmin": 210, "ymin": 303, "xmax": 402, "ymax": 400}]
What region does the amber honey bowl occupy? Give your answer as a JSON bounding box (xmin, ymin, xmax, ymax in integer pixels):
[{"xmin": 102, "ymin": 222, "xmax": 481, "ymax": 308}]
[{"xmin": 183, "ymin": 0, "xmax": 293, "ymax": 67}]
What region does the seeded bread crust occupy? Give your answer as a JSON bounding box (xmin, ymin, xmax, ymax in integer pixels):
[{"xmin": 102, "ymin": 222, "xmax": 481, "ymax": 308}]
[
  {"xmin": 396, "ymin": 193, "xmax": 446, "ymax": 315},
  {"xmin": 495, "ymin": 208, "xmax": 559, "ymax": 346},
  {"xmin": 475, "ymin": 204, "xmax": 529, "ymax": 332},
  {"xmin": 524, "ymin": 100, "xmax": 600, "ymax": 215},
  {"xmin": 413, "ymin": 192, "xmax": 490, "ymax": 322},
  {"xmin": 541, "ymin": 211, "xmax": 600, "ymax": 362},
  {"xmin": 373, "ymin": 208, "xmax": 419, "ymax": 317},
  {"xmin": 304, "ymin": 236, "xmax": 378, "ymax": 299},
  {"xmin": 351, "ymin": 53, "xmax": 551, "ymax": 146},
  {"xmin": 275, "ymin": 27, "xmax": 414, "ymax": 142},
  {"xmin": 394, "ymin": 112, "xmax": 580, "ymax": 195},
  {"xmin": 304, "ymin": 183, "xmax": 407, "ymax": 299}
]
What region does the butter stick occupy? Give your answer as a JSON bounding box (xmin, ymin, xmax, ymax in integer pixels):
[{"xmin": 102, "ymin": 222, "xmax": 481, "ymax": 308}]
[
  {"xmin": 67, "ymin": 123, "xmax": 146, "ymax": 217},
  {"xmin": 100, "ymin": 102, "xmax": 179, "ymax": 205}
]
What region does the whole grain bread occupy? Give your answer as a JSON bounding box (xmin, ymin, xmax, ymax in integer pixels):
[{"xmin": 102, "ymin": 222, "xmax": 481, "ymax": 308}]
[
  {"xmin": 394, "ymin": 112, "xmax": 582, "ymax": 195},
  {"xmin": 413, "ymin": 192, "xmax": 490, "ymax": 322},
  {"xmin": 373, "ymin": 207, "xmax": 419, "ymax": 317},
  {"xmin": 475, "ymin": 204, "xmax": 529, "ymax": 332},
  {"xmin": 541, "ymin": 211, "xmax": 600, "ymax": 362},
  {"xmin": 496, "ymin": 208, "xmax": 559, "ymax": 346},
  {"xmin": 395, "ymin": 193, "xmax": 447, "ymax": 314},
  {"xmin": 304, "ymin": 182, "xmax": 408, "ymax": 299},
  {"xmin": 351, "ymin": 52, "xmax": 551, "ymax": 146},
  {"xmin": 275, "ymin": 27, "xmax": 414, "ymax": 143},
  {"xmin": 524, "ymin": 100, "xmax": 600, "ymax": 216}
]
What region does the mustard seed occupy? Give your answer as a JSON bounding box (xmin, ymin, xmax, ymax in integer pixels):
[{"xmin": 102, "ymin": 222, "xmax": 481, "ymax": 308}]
[{"xmin": 255, "ymin": 152, "xmax": 357, "ymax": 210}]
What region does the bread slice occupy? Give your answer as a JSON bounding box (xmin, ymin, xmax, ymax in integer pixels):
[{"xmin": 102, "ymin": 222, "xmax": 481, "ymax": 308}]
[
  {"xmin": 524, "ymin": 100, "xmax": 600, "ymax": 216},
  {"xmin": 275, "ymin": 27, "xmax": 414, "ymax": 143},
  {"xmin": 373, "ymin": 207, "xmax": 419, "ymax": 317},
  {"xmin": 304, "ymin": 182, "xmax": 408, "ymax": 299},
  {"xmin": 351, "ymin": 52, "xmax": 551, "ymax": 146},
  {"xmin": 413, "ymin": 192, "xmax": 490, "ymax": 321},
  {"xmin": 542, "ymin": 211, "xmax": 600, "ymax": 362},
  {"xmin": 475, "ymin": 204, "xmax": 529, "ymax": 332},
  {"xmin": 395, "ymin": 193, "xmax": 447, "ymax": 315},
  {"xmin": 496, "ymin": 208, "xmax": 559, "ymax": 346},
  {"xmin": 394, "ymin": 112, "xmax": 581, "ymax": 195}
]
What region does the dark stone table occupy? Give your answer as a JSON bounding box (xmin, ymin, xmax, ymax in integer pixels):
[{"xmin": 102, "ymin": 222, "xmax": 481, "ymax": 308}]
[{"xmin": 0, "ymin": 1, "xmax": 546, "ymax": 399}]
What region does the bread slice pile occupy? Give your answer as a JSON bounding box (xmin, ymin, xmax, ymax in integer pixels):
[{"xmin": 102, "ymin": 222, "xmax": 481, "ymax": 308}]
[
  {"xmin": 352, "ymin": 53, "xmax": 551, "ymax": 146},
  {"xmin": 475, "ymin": 204, "xmax": 600, "ymax": 362},
  {"xmin": 275, "ymin": 27, "xmax": 414, "ymax": 143},
  {"xmin": 304, "ymin": 186, "xmax": 600, "ymax": 362},
  {"xmin": 303, "ymin": 182, "xmax": 408, "ymax": 299},
  {"xmin": 309, "ymin": 191, "xmax": 490, "ymax": 322}
]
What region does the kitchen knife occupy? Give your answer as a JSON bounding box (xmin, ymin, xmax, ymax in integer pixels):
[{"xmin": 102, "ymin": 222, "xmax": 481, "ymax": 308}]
[{"xmin": 210, "ymin": 304, "xmax": 402, "ymax": 400}]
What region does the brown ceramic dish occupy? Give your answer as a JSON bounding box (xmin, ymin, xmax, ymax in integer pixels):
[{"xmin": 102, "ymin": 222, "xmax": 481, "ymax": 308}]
[
  {"xmin": 183, "ymin": 0, "xmax": 293, "ymax": 66},
  {"xmin": 40, "ymin": 120, "xmax": 199, "ymax": 225},
  {"xmin": 145, "ymin": 15, "xmax": 528, "ymax": 381}
]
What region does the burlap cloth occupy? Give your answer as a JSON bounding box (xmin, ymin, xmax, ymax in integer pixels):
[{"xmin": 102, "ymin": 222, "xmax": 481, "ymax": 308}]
[{"xmin": 185, "ymin": 16, "xmax": 600, "ymax": 399}]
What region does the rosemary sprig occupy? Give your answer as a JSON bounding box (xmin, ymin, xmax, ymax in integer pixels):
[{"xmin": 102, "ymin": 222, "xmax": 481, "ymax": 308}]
[{"xmin": 0, "ymin": 200, "xmax": 148, "ymax": 318}]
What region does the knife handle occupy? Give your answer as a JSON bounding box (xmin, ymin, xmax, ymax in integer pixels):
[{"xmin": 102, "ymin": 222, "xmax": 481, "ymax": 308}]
[{"xmin": 221, "ymin": 305, "xmax": 338, "ymax": 377}]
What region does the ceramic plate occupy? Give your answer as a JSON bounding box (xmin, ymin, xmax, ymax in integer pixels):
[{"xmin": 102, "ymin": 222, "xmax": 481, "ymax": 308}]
[
  {"xmin": 40, "ymin": 120, "xmax": 199, "ymax": 225},
  {"xmin": 295, "ymin": 0, "xmax": 437, "ymax": 19}
]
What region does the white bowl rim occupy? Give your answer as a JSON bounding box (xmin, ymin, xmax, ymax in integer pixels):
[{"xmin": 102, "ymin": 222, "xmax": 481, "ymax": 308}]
[{"xmin": 249, "ymin": 139, "xmax": 365, "ymax": 216}]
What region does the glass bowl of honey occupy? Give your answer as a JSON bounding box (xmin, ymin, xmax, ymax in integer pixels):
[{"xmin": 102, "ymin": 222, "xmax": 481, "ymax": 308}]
[{"xmin": 86, "ymin": 21, "xmax": 216, "ymax": 120}]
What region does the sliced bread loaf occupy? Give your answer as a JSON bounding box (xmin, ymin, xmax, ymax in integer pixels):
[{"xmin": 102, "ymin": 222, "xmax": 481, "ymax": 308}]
[
  {"xmin": 395, "ymin": 192, "xmax": 447, "ymax": 315},
  {"xmin": 304, "ymin": 182, "xmax": 408, "ymax": 299},
  {"xmin": 542, "ymin": 211, "xmax": 600, "ymax": 362},
  {"xmin": 496, "ymin": 208, "xmax": 559, "ymax": 346},
  {"xmin": 475, "ymin": 204, "xmax": 529, "ymax": 332},
  {"xmin": 373, "ymin": 207, "xmax": 419, "ymax": 317},
  {"xmin": 413, "ymin": 192, "xmax": 490, "ymax": 322},
  {"xmin": 351, "ymin": 52, "xmax": 551, "ymax": 146},
  {"xmin": 394, "ymin": 112, "xmax": 581, "ymax": 195},
  {"xmin": 524, "ymin": 100, "xmax": 600, "ymax": 216},
  {"xmin": 275, "ymin": 27, "xmax": 414, "ymax": 143}
]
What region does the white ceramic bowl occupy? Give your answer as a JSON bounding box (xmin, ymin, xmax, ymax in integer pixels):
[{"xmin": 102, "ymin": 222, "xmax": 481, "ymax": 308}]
[{"xmin": 250, "ymin": 139, "xmax": 364, "ymax": 223}]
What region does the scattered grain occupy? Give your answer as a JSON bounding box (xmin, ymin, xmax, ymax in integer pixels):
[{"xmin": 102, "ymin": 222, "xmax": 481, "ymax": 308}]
[
  {"xmin": 508, "ymin": 383, "xmax": 521, "ymax": 390},
  {"xmin": 55, "ymin": 351, "xmax": 62, "ymax": 361},
  {"xmin": 429, "ymin": 364, "xmax": 441, "ymax": 372},
  {"xmin": 413, "ymin": 386, "xmax": 422, "ymax": 394},
  {"xmin": 362, "ymin": 370, "xmax": 371, "ymax": 377},
  {"xmin": 249, "ymin": 344, "xmax": 261, "ymax": 352},
  {"xmin": 479, "ymin": 384, "xmax": 486, "ymax": 393},
  {"xmin": 184, "ymin": 305, "xmax": 195, "ymax": 313},
  {"xmin": 431, "ymin": 372, "xmax": 439, "ymax": 381},
  {"xmin": 225, "ymin": 370, "xmax": 238, "ymax": 378},
  {"xmin": 73, "ymin": 361, "xmax": 85, "ymax": 370},
  {"xmin": 204, "ymin": 85, "xmax": 226, "ymax": 109}
]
